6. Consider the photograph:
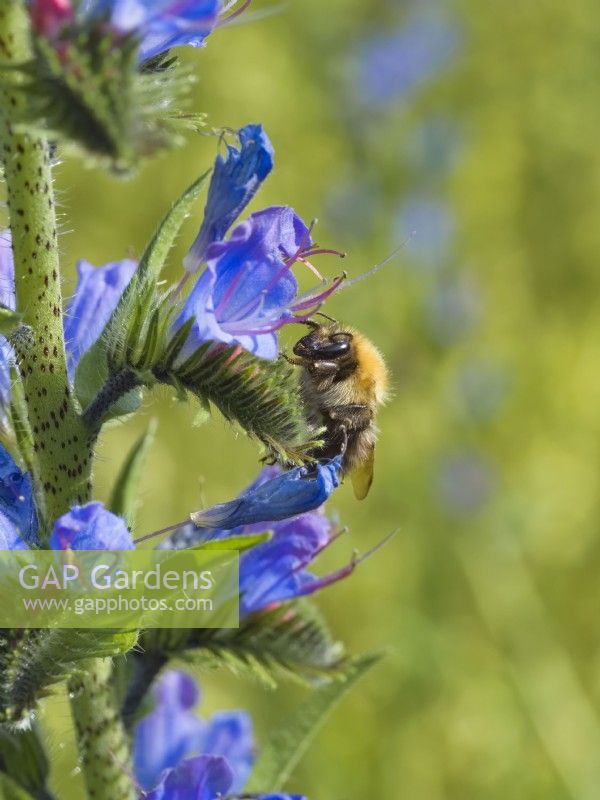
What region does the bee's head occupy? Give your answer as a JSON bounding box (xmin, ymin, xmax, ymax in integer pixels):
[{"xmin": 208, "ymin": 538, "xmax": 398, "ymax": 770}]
[{"xmin": 293, "ymin": 323, "xmax": 354, "ymax": 360}]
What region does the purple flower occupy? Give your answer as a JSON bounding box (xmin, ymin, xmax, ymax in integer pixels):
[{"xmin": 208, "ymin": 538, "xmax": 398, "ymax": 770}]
[
  {"xmin": 184, "ymin": 124, "xmax": 274, "ymax": 273},
  {"xmin": 175, "ymin": 207, "xmax": 345, "ymax": 360},
  {"xmin": 82, "ymin": 0, "xmax": 222, "ymax": 62},
  {"xmin": 64, "ymin": 258, "xmax": 137, "ymax": 381},
  {"xmin": 134, "ymin": 670, "xmax": 253, "ymax": 792},
  {"xmin": 48, "ymin": 501, "xmax": 134, "ymax": 550},
  {"xmin": 356, "ymin": 15, "xmax": 460, "ymax": 107}
]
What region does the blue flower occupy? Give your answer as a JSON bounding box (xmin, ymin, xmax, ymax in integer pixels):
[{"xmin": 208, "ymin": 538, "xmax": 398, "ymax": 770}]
[
  {"xmin": 184, "ymin": 125, "xmax": 275, "ymax": 273},
  {"xmin": 48, "ymin": 501, "xmax": 134, "ymax": 550},
  {"xmin": 64, "ymin": 258, "xmax": 137, "ymax": 381},
  {"xmin": 134, "ymin": 670, "xmax": 253, "ymax": 792},
  {"xmin": 175, "ymin": 207, "xmax": 345, "ymax": 360},
  {"xmin": 144, "ymin": 755, "xmax": 233, "ymax": 800},
  {"xmin": 0, "ymin": 445, "xmax": 133, "ymax": 551},
  {"xmin": 82, "ymin": 0, "xmax": 222, "ymax": 62},
  {"xmin": 157, "ymin": 459, "xmax": 365, "ymax": 615},
  {"xmin": 0, "ymin": 445, "xmax": 38, "ymax": 547},
  {"xmin": 136, "ymin": 671, "xmax": 307, "ymax": 799},
  {"xmin": 0, "ymin": 231, "xmax": 137, "ymax": 402},
  {"xmin": 189, "ymin": 457, "xmax": 342, "ymax": 530},
  {"xmin": 356, "ymin": 15, "xmax": 460, "ymax": 107}
]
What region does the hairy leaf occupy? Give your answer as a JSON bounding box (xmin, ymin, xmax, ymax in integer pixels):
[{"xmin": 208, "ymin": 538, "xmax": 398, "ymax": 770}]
[
  {"xmin": 245, "ymin": 653, "xmax": 382, "ymax": 793},
  {"xmin": 155, "ymin": 344, "xmax": 317, "ymax": 465}
]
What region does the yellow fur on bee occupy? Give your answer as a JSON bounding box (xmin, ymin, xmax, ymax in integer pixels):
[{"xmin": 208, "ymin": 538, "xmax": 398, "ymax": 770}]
[{"xmin": 349, "ymin": 330, "xmax": 389, "ymax": 406}]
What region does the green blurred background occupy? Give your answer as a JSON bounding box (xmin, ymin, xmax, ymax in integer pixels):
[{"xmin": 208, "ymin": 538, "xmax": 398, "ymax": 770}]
[{"xmin": 39, "ymin": 0, "xmax": 600, "ymax": 797}]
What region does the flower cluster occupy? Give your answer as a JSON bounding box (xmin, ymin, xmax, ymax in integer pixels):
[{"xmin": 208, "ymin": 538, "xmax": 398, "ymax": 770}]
[{"xmin": 134, "ymin": 670, "xmax": 304, "ymax": 799}]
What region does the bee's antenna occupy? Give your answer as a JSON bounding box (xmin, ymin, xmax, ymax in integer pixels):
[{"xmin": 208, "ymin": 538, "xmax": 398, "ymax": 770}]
[
  {"xmin": 315, "ymin": 311, "xmax": 338, "ymax": 324},
  {"xmin": 339, "ymin": 232, "xmax": 415, "ymax": 290}
]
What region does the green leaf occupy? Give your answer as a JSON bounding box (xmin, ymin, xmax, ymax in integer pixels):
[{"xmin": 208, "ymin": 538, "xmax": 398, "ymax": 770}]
[
  {"xmin": 246, "ymin": 653, "xmax": 382, "ymax": 793},
  {"xmin": 0, "ymin": 773, "xmax": 33, "ymax": 800},
  {"xmin": 109, "ymin": 419, "xmax": 157, "ymax": 528},
  {"xmin": 135, "ymin": 170, "xmax": 210, "ymax": 287},
  {"xmin": 0, "ymin": 725, "xmax": 50, "ymax": 799},
  {"xmin": 0, "ymin": 629, "xmax": 137, "ymax": 727},
  {"xmin": 189, "ymin": 531, "xmax": 272, "ymax": 554},
  {"xmin": 185, "ymin": 601, "xmax": 347, "ymax": 687},
  {"xmin": 74, "ymin": 170, "xmax": 209, "ymax": 422}
]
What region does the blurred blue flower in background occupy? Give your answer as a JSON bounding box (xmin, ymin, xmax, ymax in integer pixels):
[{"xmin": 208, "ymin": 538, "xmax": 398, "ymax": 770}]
[
  {"xmin": 453, "ymin": 359, "xmax": 510, "ymax": 423},
  {"xmin": 134, "ymin": 670, "xmax": 253, "ymax": 792},
  {"xmin": 176, "ymin": 207, "xmax": 345, "ymax": 360},
  {"xmin": 394, "ymin": 198, "xmax": 455, "ymax": 269},
  {"xmin": 184, "ymin": 124, "xmax": 275, "ymax": 272},
  {"xmin": 405, "ymin": 117, "xmax": 464, "ymax": 180},
  {"xmin": 136, "ymin": 670, "xmax": 307, "ymax": 799},
  {"xmin": 355, "ymin": 14, "xmax": 460, "ymax": 108},
  {"xmin": 423, "ymin": 275, "xmax": 482, "ymax": 346},
  {"xmin": 435, "ymin": 449, "xmax": 495, "ymax": 516}
]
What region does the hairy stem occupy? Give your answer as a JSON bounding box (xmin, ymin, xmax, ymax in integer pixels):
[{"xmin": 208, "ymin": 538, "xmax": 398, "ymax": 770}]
[
  {"xmin": 0, "ymin": 7, "xmax": 135, "ymax": 800},
  {"xmin": 0, "ymin": 1, "xmax": 92, "ymax": 526},
  {"xmin": 82, "ymin": 368, "xmax": 139, "ymax": 430},
  {"xmin": 69, "ymin": 660, "xmax": 137, "ymax": 800}
]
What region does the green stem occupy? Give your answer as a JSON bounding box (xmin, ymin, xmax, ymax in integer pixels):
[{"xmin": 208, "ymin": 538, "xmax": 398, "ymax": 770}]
[
  {"xmin": 0, "ymin": 7, "xmax": 136, "ymax": 800},
  {"xmin": 69, "ymin": 660, "xmax": 137, "ymax": 800},
  {"xmin": 0, "ymin": 2, "xmax": 92, "ymax": 527}
]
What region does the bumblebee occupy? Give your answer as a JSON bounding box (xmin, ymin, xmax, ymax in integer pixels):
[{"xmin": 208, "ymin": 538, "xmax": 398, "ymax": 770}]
[{"xmin": 286, "ymin": 317, "xmax": 388, "ymax": 499}]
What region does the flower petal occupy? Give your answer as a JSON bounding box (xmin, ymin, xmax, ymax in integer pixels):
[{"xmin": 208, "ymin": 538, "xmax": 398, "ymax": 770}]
[
  {"xmin": 144, "ymin": 755, "xmax": 233, "ymax": 800},
  {"xmin": 64, "ymin": 258, "xmax": 137, "ymax": 381},
  {"xmin": 190, "ymin": 457, "xmax": 342, "ymax": 530},
  {"xmin": 184, "ymin": 124, "xmax": 274, "ymax": 272},
  {"xmin": 0, "ymin": 445, "xmax": 38, "ymax": 546},
  {"xmin": 48, "ymin": 502, "xmax": 134, "ymax": 550}
]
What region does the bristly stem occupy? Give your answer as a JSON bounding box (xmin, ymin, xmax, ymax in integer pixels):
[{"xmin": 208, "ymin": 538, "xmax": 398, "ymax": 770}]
[
  {"xmin": 0, "ymin": 1, "xmax": 92, "ymax": 527},
  {"xmin": 0, "ymin": 6, "xmax": 136, "ymax": 800},
  {"xmin": 69, "ymin": 659, "xmax": 138, "ymax": 800}
]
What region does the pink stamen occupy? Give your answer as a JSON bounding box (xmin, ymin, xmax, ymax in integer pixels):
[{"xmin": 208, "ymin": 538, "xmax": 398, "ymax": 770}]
[
  {"xmin": 301, "ymin": 248, "xmax": 347, "ymax": 259},
  {"xmin": 289, "ymin": 272, "xmax": 346, "ymax": 312},
  {"xmin": 339, "ymin": 237, "xmax": 411, "ymax": 291}
]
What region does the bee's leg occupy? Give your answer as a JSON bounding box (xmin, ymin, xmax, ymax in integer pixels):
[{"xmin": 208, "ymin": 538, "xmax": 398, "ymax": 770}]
[{"xmin": 327, "ymin": 404, "xmax": 372, "ymax": 432}]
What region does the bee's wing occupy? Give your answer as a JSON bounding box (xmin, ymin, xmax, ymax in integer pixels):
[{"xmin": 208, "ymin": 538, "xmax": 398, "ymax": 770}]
[{"xmin": 351, "ymin": 444, "xmax": 375, "ymax": 500}]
